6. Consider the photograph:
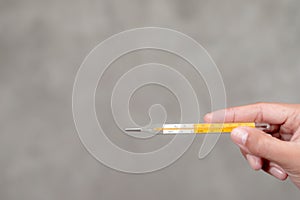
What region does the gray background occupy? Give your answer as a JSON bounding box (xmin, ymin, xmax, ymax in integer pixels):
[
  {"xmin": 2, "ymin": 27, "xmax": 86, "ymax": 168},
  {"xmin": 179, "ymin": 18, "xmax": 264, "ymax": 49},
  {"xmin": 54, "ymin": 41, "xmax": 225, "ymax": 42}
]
[{"xmin": 1, "ymin": 0, "xmax": 300, "ymax": 199}]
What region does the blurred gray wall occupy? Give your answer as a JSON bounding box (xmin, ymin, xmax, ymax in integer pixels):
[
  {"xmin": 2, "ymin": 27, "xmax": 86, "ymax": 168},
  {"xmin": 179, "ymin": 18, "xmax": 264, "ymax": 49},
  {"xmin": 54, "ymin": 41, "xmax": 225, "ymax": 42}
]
[{"xmin": 1, "ymin": 0, "xmax": 300, "ymax": 199}]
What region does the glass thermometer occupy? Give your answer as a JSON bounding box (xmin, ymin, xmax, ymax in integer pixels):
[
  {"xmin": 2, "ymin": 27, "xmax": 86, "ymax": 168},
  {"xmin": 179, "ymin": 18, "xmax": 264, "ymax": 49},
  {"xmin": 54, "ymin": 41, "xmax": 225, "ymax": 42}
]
[{"xmin": 125, "ymin": 123, "xmax": 272, "ymax": 134}]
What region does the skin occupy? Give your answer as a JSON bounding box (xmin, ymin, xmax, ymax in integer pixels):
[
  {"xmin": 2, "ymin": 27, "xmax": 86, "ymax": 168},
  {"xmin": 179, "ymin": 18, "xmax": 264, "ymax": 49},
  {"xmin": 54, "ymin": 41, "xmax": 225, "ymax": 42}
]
[{"xmin": 204, "ymin": 103, "xmax": 300, "ymax": 190}]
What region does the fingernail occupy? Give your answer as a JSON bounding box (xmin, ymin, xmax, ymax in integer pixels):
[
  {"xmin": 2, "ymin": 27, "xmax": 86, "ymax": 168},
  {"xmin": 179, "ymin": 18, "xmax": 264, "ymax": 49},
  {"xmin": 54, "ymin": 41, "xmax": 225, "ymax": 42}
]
[
  {"xmin": 204, "ymin": 113, "xmax": 212, "ymax": 122},
  {"xmin": 246, "ymin": 154, "xmax": 261, "ymax": 170},
  {"xmin": 204, "ymin": 110, "xmax": 227, "ymax": 122},
  {"xmin": 269, "ymin": 167, "xmax": 287, "ymax": 180},
  {"xmin": 231, "ymin": 128, "xmax": 248, "ymax": 145}
]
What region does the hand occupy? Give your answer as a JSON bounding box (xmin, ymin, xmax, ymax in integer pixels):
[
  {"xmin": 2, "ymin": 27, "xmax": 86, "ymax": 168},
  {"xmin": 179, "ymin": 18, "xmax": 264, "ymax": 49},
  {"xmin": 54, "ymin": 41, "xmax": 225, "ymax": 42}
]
[{"xmin": 204, "ymin": 103, "xmax": 300, "ymax": 189}]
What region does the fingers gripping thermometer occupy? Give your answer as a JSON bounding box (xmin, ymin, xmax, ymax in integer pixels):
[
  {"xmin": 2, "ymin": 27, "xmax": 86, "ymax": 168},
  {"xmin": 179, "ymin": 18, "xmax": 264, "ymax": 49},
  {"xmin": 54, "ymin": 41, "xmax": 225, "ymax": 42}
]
[{"xmin": 125, "ymin": 123, "xmax": 272, "ymax": 134}]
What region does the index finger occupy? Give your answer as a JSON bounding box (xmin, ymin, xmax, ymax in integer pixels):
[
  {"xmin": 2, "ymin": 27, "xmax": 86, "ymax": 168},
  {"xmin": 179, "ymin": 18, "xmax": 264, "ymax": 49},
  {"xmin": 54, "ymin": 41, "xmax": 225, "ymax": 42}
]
[{"xmin": 204, "ymin": 103, "xmax": 292, "ymax": 125}]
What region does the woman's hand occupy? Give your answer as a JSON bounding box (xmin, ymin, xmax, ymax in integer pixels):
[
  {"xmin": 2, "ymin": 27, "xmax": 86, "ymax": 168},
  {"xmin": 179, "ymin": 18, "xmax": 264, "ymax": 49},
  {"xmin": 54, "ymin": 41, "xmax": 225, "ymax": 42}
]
[{"xmin": 204, "ymin": 103, "xmax": 300, "ymax": 189}]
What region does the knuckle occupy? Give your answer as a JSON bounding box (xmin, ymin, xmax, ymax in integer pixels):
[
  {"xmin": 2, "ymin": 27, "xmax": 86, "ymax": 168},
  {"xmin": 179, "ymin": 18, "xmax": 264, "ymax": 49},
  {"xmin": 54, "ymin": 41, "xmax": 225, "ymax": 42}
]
[
  {"xmin": 246, "ymin": 135, "xmax": 269, "ymax": 157},
  {"xmin": 255, "ymin": 102, "xmax": 267, "ymax": 106}
]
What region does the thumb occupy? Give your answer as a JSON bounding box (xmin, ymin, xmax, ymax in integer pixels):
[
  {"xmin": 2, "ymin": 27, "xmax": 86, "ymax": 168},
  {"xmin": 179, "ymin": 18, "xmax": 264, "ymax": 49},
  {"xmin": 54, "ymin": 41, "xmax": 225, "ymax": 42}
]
[{"xmin": 231, "ymin": 127, "xmax": 294, "ymax": 167}]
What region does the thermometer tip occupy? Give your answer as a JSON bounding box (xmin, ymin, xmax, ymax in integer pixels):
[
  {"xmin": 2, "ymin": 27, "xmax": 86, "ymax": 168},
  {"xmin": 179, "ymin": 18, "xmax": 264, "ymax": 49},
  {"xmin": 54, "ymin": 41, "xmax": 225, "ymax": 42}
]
[{"xmin": 124, "ymin": 128, "xmax": 142, "ymax": 132}]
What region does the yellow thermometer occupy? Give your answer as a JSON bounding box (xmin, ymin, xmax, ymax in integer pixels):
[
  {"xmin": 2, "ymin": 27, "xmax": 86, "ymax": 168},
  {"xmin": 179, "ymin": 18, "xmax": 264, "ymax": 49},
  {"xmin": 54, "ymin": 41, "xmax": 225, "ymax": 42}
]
[{"xmin": 125, "ymin": 123, "xmax": 271, "ymax": 134}]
